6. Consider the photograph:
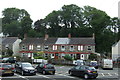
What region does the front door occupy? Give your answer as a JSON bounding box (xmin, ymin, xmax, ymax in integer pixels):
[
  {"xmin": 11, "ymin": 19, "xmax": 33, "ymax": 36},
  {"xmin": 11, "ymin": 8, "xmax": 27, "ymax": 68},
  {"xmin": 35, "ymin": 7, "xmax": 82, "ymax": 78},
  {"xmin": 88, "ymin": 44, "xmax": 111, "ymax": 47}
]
[
  {"xmin": 77, "ymin": 54, "xmax": 80, "ymax": 59},
  {"xmin": 55, "ymin": 53, "xmax": 58, "ymax": 59}
]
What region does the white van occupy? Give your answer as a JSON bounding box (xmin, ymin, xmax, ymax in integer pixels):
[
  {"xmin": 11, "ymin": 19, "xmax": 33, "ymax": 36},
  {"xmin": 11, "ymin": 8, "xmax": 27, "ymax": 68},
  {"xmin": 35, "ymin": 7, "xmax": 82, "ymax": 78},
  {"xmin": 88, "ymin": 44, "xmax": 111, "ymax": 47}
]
[{"xmin": 101, "ymin": 59, "xmax": 113, "ymax": 70}]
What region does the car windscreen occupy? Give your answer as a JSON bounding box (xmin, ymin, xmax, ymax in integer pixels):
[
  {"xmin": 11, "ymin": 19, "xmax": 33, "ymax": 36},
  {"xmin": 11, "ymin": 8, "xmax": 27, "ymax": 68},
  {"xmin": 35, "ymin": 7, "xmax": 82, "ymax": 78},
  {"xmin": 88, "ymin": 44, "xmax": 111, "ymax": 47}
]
[
  {"xmin": 46, "ymin": 64, "xmax": 54, "ymax": 68},
  {"xmin": 88, "ymin": 67, "xmax": 96, "ymax": 70},
  {"xmin": 1, "ymin": 64, "xmax": 13, "ymax": 68},
  {"xmin": 3, "ymin": 58, "xmax": 9, "ymax": 60},
  {"xmin": 22, "ymin": 63, "xmax": 32, "ymax": 67}
]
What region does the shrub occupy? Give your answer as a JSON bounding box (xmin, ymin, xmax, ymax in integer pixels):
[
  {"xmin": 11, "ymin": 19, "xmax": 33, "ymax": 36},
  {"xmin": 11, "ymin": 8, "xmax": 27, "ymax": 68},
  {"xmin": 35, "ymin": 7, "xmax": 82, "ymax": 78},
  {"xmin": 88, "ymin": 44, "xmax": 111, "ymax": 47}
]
[{"xmin": 64, "ymin": 55, "xmax": 73, "ymax": 61}]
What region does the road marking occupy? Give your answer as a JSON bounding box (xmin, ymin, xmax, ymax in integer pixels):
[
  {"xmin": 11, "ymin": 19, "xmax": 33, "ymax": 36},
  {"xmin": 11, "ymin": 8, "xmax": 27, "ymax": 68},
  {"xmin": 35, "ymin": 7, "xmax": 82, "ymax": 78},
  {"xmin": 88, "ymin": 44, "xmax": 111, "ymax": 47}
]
[
  {"xmin": 101, "ymin": 73, "xmax": 105, "ymax": 76},
  {"xmin": 115, "ymin": 73, "xmax": 118, "ymax": 75},
  {"xmin": 56, "ymin": 73, "xmax": 75, "ymax": 78},
  {"xmin": 15, "ymin": 73, "xmax": 29, "ymax": 80},
  {"xmin": 108, "ymin": 73, "xmax": 112, "ymax": 76},
  {"xmin": 36, "ymin": 73, "xmax": 49, "ymax": 78}
]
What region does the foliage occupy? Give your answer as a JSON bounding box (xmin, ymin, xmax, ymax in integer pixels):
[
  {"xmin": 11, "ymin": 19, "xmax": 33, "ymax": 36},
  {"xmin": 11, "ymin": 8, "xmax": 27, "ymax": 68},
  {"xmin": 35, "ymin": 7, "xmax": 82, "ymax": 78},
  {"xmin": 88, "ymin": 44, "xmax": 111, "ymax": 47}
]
[
  {"xmin": 88, "ymin": 54, "xmax": 97, "ymax": 60},
  {"xmin": 34, "ymin": 56, "xmax": 44, "ymax": 59},
  {"xmin": 64, "ymin": 55, "xmax": 73, "ymax": 61}
]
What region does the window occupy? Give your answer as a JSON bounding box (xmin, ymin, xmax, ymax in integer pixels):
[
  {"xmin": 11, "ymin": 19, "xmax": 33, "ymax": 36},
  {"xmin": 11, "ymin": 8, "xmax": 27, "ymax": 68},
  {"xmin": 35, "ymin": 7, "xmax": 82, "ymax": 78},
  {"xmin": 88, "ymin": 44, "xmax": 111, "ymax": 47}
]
[
  {"xmin": 78, "ymin": 45, "xmax": 83, "ymax": 51},
  {"xmin": 70, "ymin": 45, "xmax": 74, "ymax": 51},
  {"xmin": 61, "ymin": 45, "xmax": 65, "ymax": 51},
  {"xmin": 53, "ymin": 45, "xmax": 57, "ymax": 50},
  {"xmin": 37, "ymin": 45, "xmax": 41, "ymax": 50},
  {"xmin": 29, "ymin": 45, "xmax": 33, "ymax": 50},
  {"xmin": 87, "ymin": 46, "xmax": 92, "ymax": 51},
  {"xmin": 44, "ymin": 45, "xmax": 48, "ymax": 50},
  {"xmin": 22, "ymin": 45, "xmax": 25, "ymax": 50},
  {"xmin": 5, "ymin": 44, "xmax": 9, "ymax": 49}
]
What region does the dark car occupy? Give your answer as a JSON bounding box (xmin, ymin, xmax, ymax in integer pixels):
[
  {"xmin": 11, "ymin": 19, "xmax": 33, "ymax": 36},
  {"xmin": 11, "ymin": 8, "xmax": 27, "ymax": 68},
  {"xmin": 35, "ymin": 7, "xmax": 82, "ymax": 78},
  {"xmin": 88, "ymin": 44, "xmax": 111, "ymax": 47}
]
[
  {"xmin": 36, "ymin": 63, "xmax": 55, "ymax": 75},
  {"xmin": 15, "ymin": 62, "xmax": 36, "ymax": 76},
  {"xmin": 89, "ymin": 61, "xmax": 99, "ymax": 69},
  {"xmin": 0, "ymin": 63, "xmax": 14, "ymax": 76},
  {"xmin": 2, "ymin": 57, "xmax": 16, "ymax": 63},
  {"xmin": 68, "ymin": 65, "xmax": 98, "ymax": 79}
]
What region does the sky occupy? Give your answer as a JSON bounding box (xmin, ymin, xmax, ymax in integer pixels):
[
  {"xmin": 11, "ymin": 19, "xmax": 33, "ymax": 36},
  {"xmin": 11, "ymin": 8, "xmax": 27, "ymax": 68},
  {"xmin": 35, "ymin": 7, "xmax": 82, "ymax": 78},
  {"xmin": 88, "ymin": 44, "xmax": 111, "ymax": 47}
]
[{"xmin": 0, "ymin": 0, "xmax": 119, "ymax": 22}]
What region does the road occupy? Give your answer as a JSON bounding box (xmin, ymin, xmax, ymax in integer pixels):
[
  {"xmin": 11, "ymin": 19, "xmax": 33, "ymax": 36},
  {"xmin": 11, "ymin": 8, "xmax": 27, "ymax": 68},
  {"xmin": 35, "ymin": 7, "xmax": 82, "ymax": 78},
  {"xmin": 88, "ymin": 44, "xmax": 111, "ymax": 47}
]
[{"xmin": 1, "ymin": 65, "xmax": 119, "ymax": 80}]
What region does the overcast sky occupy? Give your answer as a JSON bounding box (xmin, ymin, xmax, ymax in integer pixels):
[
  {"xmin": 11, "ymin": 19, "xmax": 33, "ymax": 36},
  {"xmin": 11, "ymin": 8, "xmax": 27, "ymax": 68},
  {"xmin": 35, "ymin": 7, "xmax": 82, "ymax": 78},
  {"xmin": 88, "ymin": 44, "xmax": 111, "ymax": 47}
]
[{"xmin": 0, "ymin": 0, "xmax": 119, "ymax": 22}]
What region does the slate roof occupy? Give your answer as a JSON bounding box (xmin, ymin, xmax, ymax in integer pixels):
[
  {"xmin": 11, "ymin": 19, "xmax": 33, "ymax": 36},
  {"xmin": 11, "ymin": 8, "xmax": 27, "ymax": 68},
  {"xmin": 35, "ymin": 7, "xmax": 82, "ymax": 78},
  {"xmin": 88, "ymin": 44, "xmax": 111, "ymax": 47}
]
[
  {"xmin": 55, "ymin": 38, "xmax": 70, "ymax": 44},
  {"xmin": 44, "ymin": 38, "xmax": 57, "ymax": 45},
  {"xmin": 20, "ymin": 38, "xmax": 45, "ymax": 44},
  {"xmin": 69, "ymin": 38, "xmax": 95, "ymax": 45},
  {"xmin": 2, "ymin": 37, "xmax": 18, "ymax": 45}
]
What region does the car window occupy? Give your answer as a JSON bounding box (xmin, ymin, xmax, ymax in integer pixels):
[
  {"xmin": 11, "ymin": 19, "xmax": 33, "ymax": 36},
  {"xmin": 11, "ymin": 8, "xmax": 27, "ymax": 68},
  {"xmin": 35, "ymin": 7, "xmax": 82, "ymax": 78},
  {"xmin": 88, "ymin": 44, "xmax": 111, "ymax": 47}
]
[
  {"xmin": 88, "ymin": 67, "xmax": 96, "ymax": 70},
  {"xmin": 3, "ymin": 64, "xmax": 13, "ymax": 68},
  {"xmin": 46, "ymin": 64, "xmax": 54, "ymax": 68},
  {"xmin": 22, "ymin": 63, "xmax": 32, "ymax": 67},
  {"xmin": 3, "ymin": 58, "xmax": 9, "ymax": 60},
  {"xmin": 80, "ymin": 66, "xmax": 85, "ymax": 70},
  {"xmin": 75, "ymin": 66, "xmax": 80, "ymax": 70},
  {"xmin": 39, "ymin": 64, "xmax": 44, "ymax": 67}
]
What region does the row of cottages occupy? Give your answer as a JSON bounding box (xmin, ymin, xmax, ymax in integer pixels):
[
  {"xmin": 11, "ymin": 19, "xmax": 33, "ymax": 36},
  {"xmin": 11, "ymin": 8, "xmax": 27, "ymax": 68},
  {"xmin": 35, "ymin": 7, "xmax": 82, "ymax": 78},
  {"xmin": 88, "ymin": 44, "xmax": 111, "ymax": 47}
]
[
  {"xmin": 112, "ymin": 40, "xmax": 120, "ymax": 61},
  {"xmin": 1, "ymin": 37, "xmax": 21, "ymax": 56},
  {"xmin": 19, "ymin": 35, "xmax": 95, "ymax": 60}
]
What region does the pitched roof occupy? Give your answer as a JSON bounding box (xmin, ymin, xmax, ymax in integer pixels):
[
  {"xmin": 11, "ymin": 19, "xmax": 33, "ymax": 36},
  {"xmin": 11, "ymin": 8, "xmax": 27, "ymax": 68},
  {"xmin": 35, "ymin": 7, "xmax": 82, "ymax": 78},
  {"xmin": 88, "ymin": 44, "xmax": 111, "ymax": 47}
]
[
  {"xmin": 45, "ymin": 38, "xmax": 57, "ymax": 45},
  {"xmin": 55, "ymin": 38, "xmax": 70, "ymax": 44},
  {"xmin": 2, "ymin": 37, "xmax": 18, "ymax": 44},
  {"xmin": 69, "ymin": 38, "xmax": 95, "ymax": 45},
  {"xmin": 20, "ymin": 38, "xmax": 44, "ymax": 44}
]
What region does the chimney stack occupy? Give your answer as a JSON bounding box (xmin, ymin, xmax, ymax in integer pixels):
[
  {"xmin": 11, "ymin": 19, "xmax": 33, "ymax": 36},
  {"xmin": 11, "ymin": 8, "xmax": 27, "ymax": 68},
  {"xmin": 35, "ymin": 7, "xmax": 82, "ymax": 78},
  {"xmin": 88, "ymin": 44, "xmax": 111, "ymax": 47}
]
[
  {"xmin": 68, "ymin": 33, "xmax": 71, "ymax": 38},
  {"xmin": 45, "ymin": 34, "xmax": 49, "ymax": 40}
]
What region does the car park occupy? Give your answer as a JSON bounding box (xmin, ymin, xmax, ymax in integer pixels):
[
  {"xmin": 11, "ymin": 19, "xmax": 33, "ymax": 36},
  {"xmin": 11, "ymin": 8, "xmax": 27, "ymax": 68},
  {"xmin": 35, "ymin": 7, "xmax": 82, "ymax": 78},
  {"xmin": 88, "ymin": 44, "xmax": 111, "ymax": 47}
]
[
  {"xmin": 15, "ymin": 62, "xmax": 36, "ymax": 76},
  {"xmin": 36, "ymin": 63, "xmax": 55, "ymax": 75},
  {"xmin": 0, "ymin": 63, "xmax": 14, "ymax": 76},
  {"xmin": 2, "ymin": 57, "xmax": 16, "ymax": 63},
  {"xmin": 68, "ymin": 65, "xmax": 98, "ymax": 79}
]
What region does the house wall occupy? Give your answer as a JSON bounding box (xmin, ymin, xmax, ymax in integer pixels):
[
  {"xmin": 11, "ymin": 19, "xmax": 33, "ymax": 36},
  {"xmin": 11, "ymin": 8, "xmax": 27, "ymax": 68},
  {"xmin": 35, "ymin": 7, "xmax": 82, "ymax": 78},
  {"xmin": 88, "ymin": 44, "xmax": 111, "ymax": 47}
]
[
  {"xmin": 112, "ymin": 40, "xmax": 120, "ymax": 60},
  {"xmin": 13, "ymin": 39, "xmax": 21, "ymax": 56}
]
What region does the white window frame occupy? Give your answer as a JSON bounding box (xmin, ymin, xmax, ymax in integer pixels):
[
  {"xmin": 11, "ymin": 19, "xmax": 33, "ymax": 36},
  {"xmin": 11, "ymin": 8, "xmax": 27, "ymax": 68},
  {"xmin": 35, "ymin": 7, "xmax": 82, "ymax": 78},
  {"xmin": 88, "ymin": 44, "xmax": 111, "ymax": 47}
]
[
  {"xmin": 61, "ymin": 45, "xmax": 65, "ymax": 51},
  {"xmin": 87, "ymin": 45, "xmax": 92, "ymax": 51},
  {"xmin": 37, "ymin": 45, "xmax": 41, "ymax": 50},
  {"xmin": 70, "ymin": 45, "xmax": 74, "ymax": 51},
  {"xmin": 29, "ymin": 45, "xmax": 33, "ymax": 50},
  {"xmin": 53, "ymin": 45, "xmax": 57, "ymax": 50},
  {"xmin": 78, "ymin": 45, "xmax": 83, "ymax": 51},
  {"xmin": 44, "ymin": 45, "xmax": 48, "ymax": 50},
  {"xmin": 22, "ymin": 45, "xmax": 26, "ymax": 50}
]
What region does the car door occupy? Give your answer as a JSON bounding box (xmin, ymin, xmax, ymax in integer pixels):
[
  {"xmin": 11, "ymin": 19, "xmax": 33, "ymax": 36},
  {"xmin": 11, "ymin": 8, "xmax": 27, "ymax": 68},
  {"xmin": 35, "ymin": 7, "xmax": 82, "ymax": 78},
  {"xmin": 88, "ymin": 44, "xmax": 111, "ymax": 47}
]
[
  {"xmin": 79, "ymin": 66, "xmax": 86, "ymax": 76},
  {"xmin": 73, "ymin": 66, "xmax": 80, "ymax": 76},
  {"xmin": 38, "ymin": 64, "xmax": 44, "ymax": 73}
]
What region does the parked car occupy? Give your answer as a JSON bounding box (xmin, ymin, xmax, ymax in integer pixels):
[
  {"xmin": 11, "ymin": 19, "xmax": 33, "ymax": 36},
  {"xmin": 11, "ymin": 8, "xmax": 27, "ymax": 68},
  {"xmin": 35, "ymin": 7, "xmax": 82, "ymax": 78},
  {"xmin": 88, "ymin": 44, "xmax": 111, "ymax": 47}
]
[
  {"xmin": 15, "ymin": 62, "xmax": 36, "ymax": 76},
  {"xmin": 0, "ymin": 63, "xmax": 14, "ymax": 76},
  {"xmin": 2, "ymin": 57, "xmax": 16, "ymax": 63},
  {"xmin": 89, "ymin": 61, "xmax": 99, "ymax": 69},
  {"xmin": 36, "ymin": 63, "xmax": 55, "ymax": 75},
  {"xmin": 68, "ymin": 65, "xmax": 98, "ymax": 79},
  {"xmin": 101, "ymin": 59, "xmax": 113, "ymax": 70}
]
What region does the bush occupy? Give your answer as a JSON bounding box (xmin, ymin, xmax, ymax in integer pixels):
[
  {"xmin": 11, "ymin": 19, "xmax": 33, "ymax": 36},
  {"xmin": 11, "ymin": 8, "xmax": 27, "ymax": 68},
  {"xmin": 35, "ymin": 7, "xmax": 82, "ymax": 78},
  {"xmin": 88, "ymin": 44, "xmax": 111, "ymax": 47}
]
[
  {"xmin": 34, "ymin": 56, "xmax": 44, "ymax": 59},
  {"xmin": 64, "ymin": 55, "xmax": 73, "ymax": 61}
]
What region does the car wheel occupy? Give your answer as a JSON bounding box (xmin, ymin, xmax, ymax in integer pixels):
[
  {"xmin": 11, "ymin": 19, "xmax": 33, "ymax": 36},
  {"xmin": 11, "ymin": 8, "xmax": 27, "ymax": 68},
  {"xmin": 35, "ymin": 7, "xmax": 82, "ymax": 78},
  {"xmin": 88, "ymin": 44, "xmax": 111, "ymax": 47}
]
[
  {"xmin": 69, "ymin": 71, "xmax": 73, "ymax": 76},
  {"xmin": 84, "ymin": 74, "xmax": 89, "ymax": 79},
  {"xmin": 42, "ymin": 71, "xmax": 46, "ymax": 75},
  {"xmin": 21, "ymin": 71, "xmax": 24, "ymax": 76}
]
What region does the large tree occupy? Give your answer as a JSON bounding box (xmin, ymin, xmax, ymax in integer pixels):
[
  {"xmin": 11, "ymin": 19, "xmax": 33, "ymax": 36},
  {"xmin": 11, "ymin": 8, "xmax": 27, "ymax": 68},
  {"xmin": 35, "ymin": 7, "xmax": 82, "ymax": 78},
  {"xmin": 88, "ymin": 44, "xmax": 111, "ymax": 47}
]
[{"xmin": 2, "ymin": 8, "xmax": 32, "ymax": 38}]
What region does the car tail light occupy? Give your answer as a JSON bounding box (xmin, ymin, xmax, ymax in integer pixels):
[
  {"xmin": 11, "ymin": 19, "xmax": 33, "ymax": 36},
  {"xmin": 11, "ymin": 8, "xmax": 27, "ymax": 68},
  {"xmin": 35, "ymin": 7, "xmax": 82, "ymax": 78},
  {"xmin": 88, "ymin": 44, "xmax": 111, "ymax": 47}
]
[
  {"xmin": 87, "ymin": 70, "xmax": 92, "ymax": 73},
  {"xmin": 0, "ymin": 68, "xmax": 4, "ymax": 70},
  {"xmin": 12, "ymin": 68, "xmax": 15, "ymax": 70},
  {"xmin": 44, "ymin": 65, "xmax": 46, "ymax": 68}
]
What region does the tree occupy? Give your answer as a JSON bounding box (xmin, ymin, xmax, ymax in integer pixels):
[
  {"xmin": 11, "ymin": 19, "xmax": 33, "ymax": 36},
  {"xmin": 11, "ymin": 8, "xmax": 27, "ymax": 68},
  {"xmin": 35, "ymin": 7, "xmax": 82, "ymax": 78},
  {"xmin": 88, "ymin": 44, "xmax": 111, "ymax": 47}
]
[
  {"xmin": 2, "ymin": 8, "xmax": 32, "ymax": 38},
  {"xmin": 21, "ymin": 16, "xmax": 33, "ymax": 37}
]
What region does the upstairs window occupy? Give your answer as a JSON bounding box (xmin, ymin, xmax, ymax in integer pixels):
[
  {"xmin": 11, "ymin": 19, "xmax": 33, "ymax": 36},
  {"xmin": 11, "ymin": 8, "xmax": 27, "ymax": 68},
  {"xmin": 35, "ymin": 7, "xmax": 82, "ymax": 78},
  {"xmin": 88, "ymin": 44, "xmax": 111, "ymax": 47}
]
[
  {"xmin": 29, "ymin": 45, "xmax": 33, "ymax": 50},
  {"xmin": 37, "ymin": 45, "xmax": 41, "ymax": 50},
  {"xmin": 61, "ymin": 45, "xmax": 65, "ymax": 51},
  {"xmin": 53, "ymin": 45, "xmax": 57, "ymax": 50},
  {"xmin": 78, "ymin": 45, "xmax": 83, "ymax": 51},
  {"xmin": 87, "ymin": 46, "xmax": 92, "ymax": 51},
  {"xmin": 70, "ymin": 45, "xmax": 74, "ymax": 51},
  {"xmin": 22, "ymin": 45, "xmax": 26, "ymax": 50},
  {"xmin": 44, "ymin": 45, "xmax": 48, "ymax": 50}
]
